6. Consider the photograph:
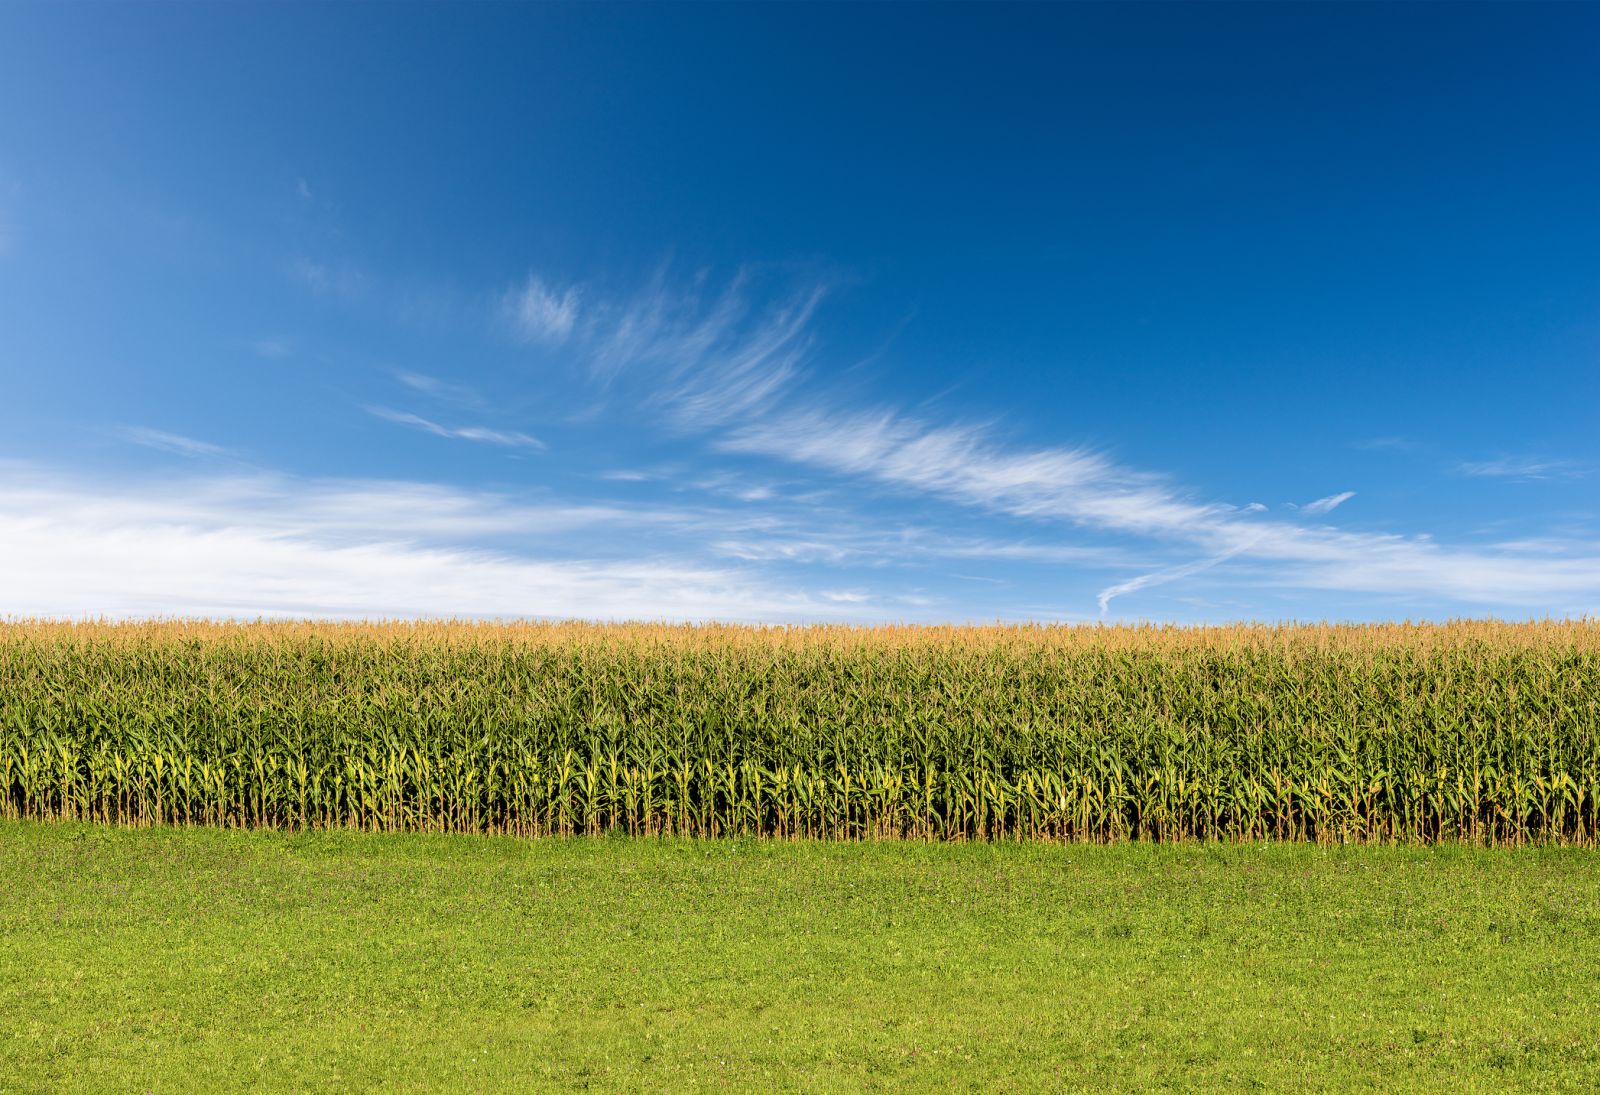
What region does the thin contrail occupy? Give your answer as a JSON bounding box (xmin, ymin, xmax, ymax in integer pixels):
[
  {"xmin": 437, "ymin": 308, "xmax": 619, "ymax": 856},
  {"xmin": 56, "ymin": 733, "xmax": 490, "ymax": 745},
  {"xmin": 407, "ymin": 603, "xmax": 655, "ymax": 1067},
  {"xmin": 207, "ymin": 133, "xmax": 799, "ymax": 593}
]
[{"xmin": 1097, "ymin": 536, "xmax": 1263, "ymax": 615}]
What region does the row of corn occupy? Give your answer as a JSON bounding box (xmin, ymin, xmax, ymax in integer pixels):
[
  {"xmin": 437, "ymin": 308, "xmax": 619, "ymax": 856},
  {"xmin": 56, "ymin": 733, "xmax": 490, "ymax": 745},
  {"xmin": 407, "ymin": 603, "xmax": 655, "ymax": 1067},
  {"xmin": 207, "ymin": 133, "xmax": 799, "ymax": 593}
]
[{"xmin": 2, "ymin": 619, "xmax": 1596, "ymax": 842}]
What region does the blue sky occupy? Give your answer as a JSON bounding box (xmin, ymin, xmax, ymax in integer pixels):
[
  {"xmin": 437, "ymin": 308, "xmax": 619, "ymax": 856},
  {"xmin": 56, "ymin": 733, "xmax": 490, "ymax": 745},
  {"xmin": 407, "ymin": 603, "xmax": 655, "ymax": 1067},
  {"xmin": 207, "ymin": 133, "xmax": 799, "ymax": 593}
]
[{"xmin": 1, "ymin": 3, "xmax": 1597, "ymax": 622}]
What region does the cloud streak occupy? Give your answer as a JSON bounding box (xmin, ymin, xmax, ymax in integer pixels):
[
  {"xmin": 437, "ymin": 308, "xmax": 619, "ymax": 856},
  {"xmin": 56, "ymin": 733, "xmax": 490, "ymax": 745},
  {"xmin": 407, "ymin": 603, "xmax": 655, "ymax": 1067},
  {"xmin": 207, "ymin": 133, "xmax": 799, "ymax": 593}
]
[
  {"xmin": 1097, "ymin": 539, "xmax": 1262, "ymax": 615},
  {"xmin": 116, "ymin": 427, "xmax": 233, "ymax": 459},
  {"xmin": 396, "ymin": 371, "xmax": 485, "ymax": 409},
  {"xmin": 720, "ymin": 409, "xmax": 1219, "ymax": 536},
  {"xmin": 295, "ymin": 261, "xmax": 1600, "ymax": 617},
  {"xmin": 0, "ymin": 465, "xmax": 867, "ymax": 622},
  {"xmin": 501, "ymin": 268, "xmax": 826, "ymax": 429},
  {"xmin": 364, "ymin": 406, "xmax": 545, "ymax": 450},
  {"xmin": 588, "ymin": 272, "xmax": 826, "ymax": 429},
  {"xmin": 505, "ymin": 275, "xmax": 580, "ymax": 342},
  {"xmin": 1457, "ymin": 456, "xmax": 1586, "ymax": 481},
  {"xmin": 1300, "ymin": 491, "xmax": 1355, "ymax": 516},
  {"xmin": 521, "ymin": 269, "xmax": 1599, "ymax": 614},
  {"xmin": 720, "ymin": 405, "xmax": 1600, "ymax": 612}
]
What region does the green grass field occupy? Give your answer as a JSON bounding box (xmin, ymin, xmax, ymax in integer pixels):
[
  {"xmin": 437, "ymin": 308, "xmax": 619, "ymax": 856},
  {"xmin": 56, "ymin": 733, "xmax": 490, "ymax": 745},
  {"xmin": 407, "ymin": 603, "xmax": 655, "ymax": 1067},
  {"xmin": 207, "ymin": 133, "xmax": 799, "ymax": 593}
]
[{"xmin": 3, "ymin": 822, "xmax": 1598, "ymax": 1093}]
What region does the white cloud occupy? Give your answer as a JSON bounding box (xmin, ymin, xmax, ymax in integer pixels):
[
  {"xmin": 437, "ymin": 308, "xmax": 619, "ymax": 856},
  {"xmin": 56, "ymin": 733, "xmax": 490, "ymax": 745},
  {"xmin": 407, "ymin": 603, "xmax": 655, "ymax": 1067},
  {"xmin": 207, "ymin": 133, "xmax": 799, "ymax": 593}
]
[
  {"xmin": 116, "ymin": 427, "xmax": 232, "ymax": 459},
  {"xmin": 0, "ymin": 468, "xmax": 680, "ymax": 543},
  {"xmin": 711, "ymin": 539, "xmax": 852, "ymax": 564},
  {"xmin": 480, "ymin": 267, "xmax": 828, "ymax": 427},
  {"xmin": 590, "ymin": 272, "xmax": 825, "ymax": 428},
  {"xmin": 721, "ymin": 408, "xmax": 1216, "ymax": 536},
  {"xmin": 707, "ymin": 530, "xmax": 1140, "ymax": 569},
  {"xmin": 1300, "ymin": 491, "xmax": 1355, "ymax": 516},
  {"xmin": 396, "ymin": 371, "xmax": 484, "ymax": 408},
  {"xmin": 364, "ymin": 406, "xmax": 545, "ymax": 450},
  {"xmin": 289, "ymin": 261, "xmax": 1600, "ymax": 617},
  {"xmin": 505, "ymin": 275, "xmax": 580, "ymax": 342},
  {"xmin": 1097, "ymin": 540, "xmax": 1260, "ymax": 615},
  {"xmin": 1457, "ymin": 456, "xmax": 1585, "ymax": 481},
  {"xmin": 720, "ymin": 406, "xmax": 1600, "ymax": 613},
  {"xmin": 686, "ymin": 472, "xmax": 787, "ymax": 503},
  {"xmin": 0, "ymin": 465, "xmax": 869, "ymax": 622}
]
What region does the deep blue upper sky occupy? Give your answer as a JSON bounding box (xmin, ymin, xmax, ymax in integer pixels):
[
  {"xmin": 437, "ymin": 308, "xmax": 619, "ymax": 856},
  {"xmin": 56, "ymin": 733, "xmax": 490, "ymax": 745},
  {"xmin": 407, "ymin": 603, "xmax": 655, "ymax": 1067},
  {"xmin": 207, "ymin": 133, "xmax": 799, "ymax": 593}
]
[{"xmin": 1, "ymin": 3, "xmax": 1596, "ymax": 621}]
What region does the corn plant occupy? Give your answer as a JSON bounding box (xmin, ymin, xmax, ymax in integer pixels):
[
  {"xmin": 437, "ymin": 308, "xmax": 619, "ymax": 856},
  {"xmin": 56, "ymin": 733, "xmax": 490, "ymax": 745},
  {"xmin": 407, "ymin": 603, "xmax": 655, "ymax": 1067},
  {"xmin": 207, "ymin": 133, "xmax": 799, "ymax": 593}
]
[{"xmin": 1, "ymin": 618, "xmax": 1596, "ymax": 843}]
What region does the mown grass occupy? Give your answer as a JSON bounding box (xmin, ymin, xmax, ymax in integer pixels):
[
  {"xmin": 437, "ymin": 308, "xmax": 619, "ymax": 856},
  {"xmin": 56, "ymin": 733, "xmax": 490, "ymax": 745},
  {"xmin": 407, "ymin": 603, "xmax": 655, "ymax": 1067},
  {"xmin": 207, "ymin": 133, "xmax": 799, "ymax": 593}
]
[
  {"xmin": 1, "ymin": 821, "xmax": 1597, "ymax": 1092},
  {"xmin": 4, "ymin": 619, "xmax": 1598, "ymax": 842}
]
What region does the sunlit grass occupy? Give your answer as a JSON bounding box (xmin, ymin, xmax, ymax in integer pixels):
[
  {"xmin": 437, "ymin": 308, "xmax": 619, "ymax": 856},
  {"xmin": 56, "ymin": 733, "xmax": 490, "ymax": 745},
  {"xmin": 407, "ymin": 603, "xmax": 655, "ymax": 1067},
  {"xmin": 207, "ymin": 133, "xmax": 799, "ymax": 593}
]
[{"xmin": 3, "ymin": 821, "xmax": 1598, "ymax": 1092}]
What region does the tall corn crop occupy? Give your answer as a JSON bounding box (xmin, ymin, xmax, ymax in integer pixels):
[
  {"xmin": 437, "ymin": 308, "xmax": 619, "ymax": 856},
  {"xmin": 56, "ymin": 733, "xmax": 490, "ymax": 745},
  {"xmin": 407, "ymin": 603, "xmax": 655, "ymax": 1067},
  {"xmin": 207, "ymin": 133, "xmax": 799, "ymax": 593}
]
[{"xmin": 2, "ymin": 619, "xmax": 1597, "ymax": 843}]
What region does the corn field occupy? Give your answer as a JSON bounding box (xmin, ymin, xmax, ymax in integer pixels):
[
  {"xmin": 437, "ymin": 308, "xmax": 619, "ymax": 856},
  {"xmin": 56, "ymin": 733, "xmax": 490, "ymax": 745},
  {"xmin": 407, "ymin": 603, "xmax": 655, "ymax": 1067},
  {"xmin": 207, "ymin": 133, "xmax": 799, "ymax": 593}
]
[{"xmin": 2, "ymin": 619, "xmax": 1597, "ymax": 843}]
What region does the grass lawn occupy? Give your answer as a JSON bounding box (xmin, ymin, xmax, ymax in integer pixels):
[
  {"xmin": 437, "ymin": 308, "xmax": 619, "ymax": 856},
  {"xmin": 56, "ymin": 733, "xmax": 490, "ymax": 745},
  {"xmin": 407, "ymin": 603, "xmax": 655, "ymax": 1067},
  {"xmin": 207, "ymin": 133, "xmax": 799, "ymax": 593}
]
[{"xmin": 1, "ymin": 822, "xmax": 1597, "ymax": 1092}]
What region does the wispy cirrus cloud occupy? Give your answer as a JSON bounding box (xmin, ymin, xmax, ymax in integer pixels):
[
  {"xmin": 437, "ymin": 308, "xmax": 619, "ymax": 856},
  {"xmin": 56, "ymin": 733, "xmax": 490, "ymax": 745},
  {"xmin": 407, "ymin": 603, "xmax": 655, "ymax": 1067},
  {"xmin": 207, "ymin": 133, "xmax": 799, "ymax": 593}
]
[
  {"xmin": 820, "ymin": 590, "xmax": 872, "ymax": 604},
  {"xmin": 0, "ymin": 464, "xmax": 857, "ymax": 622},
  {"xmin": 1456, "ymin": 455, "xmax": 1586, "ymax": 481},
  {"xmin": 363, "ymin": 406, "xmax": 545, "ymax": 450},
  {"xmin": 528, "ymin": 273, "xmax": 1584, "ymax": 614},
  {"xmin": 587, "ymin": 271, "xmax": 826, "ymax": 429},
  {"xmin": 1097, "ymin": 538, "xmax": 1262, "ymax": 615},
  {"xmin": 720, "ymin": 408, "xmax": 1219, "ymax": 536},
  {"xmin": 504, "ymin": 275, "xmax": 580, "ymax": 342},
  {"xmin": 395, "ymin": 370, "xmax": 485, "ymax": 409},
  {"xmin": 717, "ymin": 404, "xmax": 1600, "ymax": 613},
  {"xmin": 301, "ymin": 260, "xmax": 1600, "ymax": 617},
  {"xmin": 495, "ymin": 267, "xmax": 826, "ymax": 426},
  {"xmin": 709, "ymin": 530, "xmax": 1138, "ymax": 570},
  {"xmin": 115, "ymin": 427, "xmax": 233, "ymax": 459},
  {"xmin": 1299, "ymin": 491, "xmax": 1355, "ymax": 516}
]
